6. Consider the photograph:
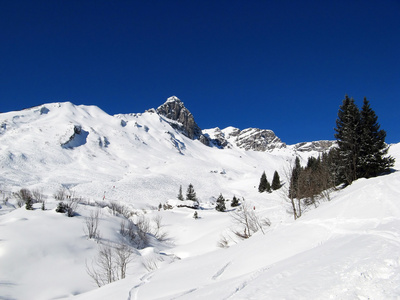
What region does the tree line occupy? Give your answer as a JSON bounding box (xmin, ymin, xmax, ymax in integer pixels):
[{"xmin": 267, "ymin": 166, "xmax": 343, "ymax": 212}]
[{"xmin": 287, "ymin": 96, "xmax": 394, "ymax": 219}]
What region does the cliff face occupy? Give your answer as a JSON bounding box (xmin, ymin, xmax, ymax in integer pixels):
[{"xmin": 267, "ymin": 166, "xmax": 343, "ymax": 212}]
[{"xmin": 156, "ymin": 96, "xmax": 202, "ymax": 140}]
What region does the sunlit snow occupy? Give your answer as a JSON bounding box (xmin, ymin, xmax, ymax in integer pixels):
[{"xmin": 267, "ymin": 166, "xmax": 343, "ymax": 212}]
[{"xmin": 0, "ymin": 102, "xmax": 399, "ymax": 300}]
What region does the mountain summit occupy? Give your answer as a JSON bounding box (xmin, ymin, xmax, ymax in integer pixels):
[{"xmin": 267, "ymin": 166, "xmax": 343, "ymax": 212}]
[
  {"xmin": 156, "ymin": 96, "xmax": 202, "ymax": 140},
  {"xmin": 156, "ymin": 96, "xmax": 289, "ymax": 150}
]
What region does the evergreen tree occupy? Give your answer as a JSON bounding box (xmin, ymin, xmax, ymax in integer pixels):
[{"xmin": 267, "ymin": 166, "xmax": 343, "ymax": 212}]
[
  {"xmin": 186, "ymin": 184, "xmax": 197, "ymax": 201},
  {"xmin": 25, "ymin": 198, "xmax": 33, "ymax": 210},
  {"xmin": 271, "ymin": 170, "xmax": 281, "ymax": 190},
  {"xmin": 177, "ymin": 185, "xmax": 184, "ymax": 201},
  {"xmin": 215, "ymin": 194, "xmax": 226, "ymax": 212},
  {"xmin": 288, "ymin": 157, "xmax": 302, "ymax": 199},
  {"xmin": 334, "ymin": 95, "xmax": 361, "ymax": 185},
  {"xmin": 231, "ymin": 195, "xmax": 240, "ymax": 207},
  {"xmin": 258, "ymin": 171, "xmax": 271, "ymax": 193},
  {"xmin": 359, "ymin": 97, "xmax": 394, "ymax": 178}
]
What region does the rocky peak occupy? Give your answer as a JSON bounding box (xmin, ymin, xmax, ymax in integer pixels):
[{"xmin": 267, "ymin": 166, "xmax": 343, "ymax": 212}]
[
  {"xmin": 156, "ymin": 96, "xmax": 202, "ymax": 140},
  {"xmin": 293, "ymin": 140, "xmax": 336, "ymax": 152},
  {"xmin": 203, "ymin": 127, "xmax": 286, "ymax": 151},
  {"xmin": 234, "ymin": 128, "xmax": 286, "ymax": 151}
]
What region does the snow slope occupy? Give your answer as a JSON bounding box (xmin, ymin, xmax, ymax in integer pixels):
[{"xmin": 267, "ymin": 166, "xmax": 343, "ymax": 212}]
[
  {"xmin": 0, "ymin": 102, "xmax": 399, "ymax": 300},
  {"xmin": 74, "ymin": 144, "xmax": 400, "ymax": 300}
]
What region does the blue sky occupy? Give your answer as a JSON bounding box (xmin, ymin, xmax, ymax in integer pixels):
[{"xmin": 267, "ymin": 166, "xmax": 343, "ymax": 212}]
[{"xmin": 1, "ymin": 0, "xmax": 399, "ymax": 144}]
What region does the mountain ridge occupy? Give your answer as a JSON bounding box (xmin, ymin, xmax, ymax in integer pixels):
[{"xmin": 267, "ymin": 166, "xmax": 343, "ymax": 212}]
[{"xmin": 1, "ymin": 97, "xmax": 336, "ymax": 151}]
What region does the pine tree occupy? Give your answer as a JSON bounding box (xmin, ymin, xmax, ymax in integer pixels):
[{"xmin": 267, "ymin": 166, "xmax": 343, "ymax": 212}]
[
  {"xmin": 359, "ymin": 97, "xmax": 394, "ymax": 178},
  {"xmin": 334, "ymin": 96, "xmax": 394, "ymax": 184},
  {"xmin": 177, "ymin": 185, "xmax": 184, "ymax": 201},
  {"xmin": 231, "ymin": 195, "xmax": 240, "ymax": 207},
  {"xmin": 215, "ymin": 194, "xmax": 226, "ymax": 212},
  {"xmin": 334, "ymin": 95, "xmax": 361, "ymax": 185},
  {"xmin": 186, "ymin": 184, "xmax": 197, "ymax": 201},
  {"xmin": 271, "ymin": 170, "xmax": 281, "ymax": 190},
  {"xmin": 25, "ymin": 198, "xmax": 33, "ymax": 210},
  {"xmin": 288, "ymin": 157, "xmax": 302, "ymax": 199},
  {"xmin": 258, "ymin": 171, "xmax": 271, "ymax": 193}
]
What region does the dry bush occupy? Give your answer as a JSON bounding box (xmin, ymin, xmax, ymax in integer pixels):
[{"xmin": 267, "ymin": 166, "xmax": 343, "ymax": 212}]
[
  {"xmin": 86, "ymin": 242, "xmax": 134, "ymax": 287},
  {"xmin": 84, "ymin": 209, "xmax": 101, "ymax": 240},
  {"xmin": 32, "ymin": 188, "xmax": 45, "ymax": 203},
  {"xmin": 230, "ymin": 202, "xmax": 270, "ymax": 240}
]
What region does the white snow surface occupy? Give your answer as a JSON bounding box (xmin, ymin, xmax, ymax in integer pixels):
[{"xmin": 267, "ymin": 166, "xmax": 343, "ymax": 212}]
[{"xmin": 0, "ymin": 102, "xmax": 399, "ymax": 300}]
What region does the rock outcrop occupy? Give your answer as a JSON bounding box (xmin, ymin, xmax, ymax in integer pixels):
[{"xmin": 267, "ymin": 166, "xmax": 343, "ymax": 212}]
[
  {"xmin": 156, "ymin": 96, "xmax": 202, "ymax": 140},
  {"xmin": 203, "ymin": 127, "xmax": 286, "ymax": 151},
  {"xmin": 233, "ymin": 128, "xmax": 286, "ymax": 151},
  {"xmin": 293, "ymin": 140, "xmax": 335, "ymax": 152}
]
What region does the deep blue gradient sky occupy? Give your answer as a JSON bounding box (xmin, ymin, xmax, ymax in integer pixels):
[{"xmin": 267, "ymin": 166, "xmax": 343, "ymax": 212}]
[{"xmin": 1, "ymin": 0, "xmax": 399, "ymax": 144}]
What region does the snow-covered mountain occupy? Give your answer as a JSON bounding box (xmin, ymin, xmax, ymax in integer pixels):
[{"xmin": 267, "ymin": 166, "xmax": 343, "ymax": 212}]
[{"xmin": 0, "ymin": 97, "xmax": 399, "ymax": 300}]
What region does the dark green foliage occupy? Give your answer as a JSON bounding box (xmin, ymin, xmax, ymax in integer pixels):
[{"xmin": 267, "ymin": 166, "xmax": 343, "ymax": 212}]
[
  {"xmin": 334, "ymin": 96, "xmax": 394, "ymax": 185},
  {"xmin": 56, "ymin": 202, "xmax": 68, "ymax": 213},
  {"xmin": 271, "ymin": 171, "xmax": 282, "ymax": 190},
  {"xmin": 334, "ymin": 95, "xmax": 361, "ymax": 185},
  {"xmin": 215, "ymin": 194, "xmax": 226, "ymax": 212},
  {"xmin": 186, "ymin": 183, "xmax": 197, "ymax": 201},
  {"xmin": 231, "ymin": 195, "xmax": 240, "ymax": 207},
  {"xmin": 258, "ymin": 171, "xmax": 271, "ymax": 193},
  {"xmin": 25, "ymin": 198, "xmax": 33, "ymax": 210},
  {"xmin": 359, "ymin": 98, "xmax": 394, "ymax": 178},
  {"xmin": 177, "ymin": 185, "xmax": 184, "ymax": 201},
  {"xmin": 288, "ymin": 157, "xmax": 302, "ymax": 199}
]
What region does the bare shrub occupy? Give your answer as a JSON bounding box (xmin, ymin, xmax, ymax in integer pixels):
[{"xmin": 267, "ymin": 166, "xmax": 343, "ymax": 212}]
[
  {"xmin": 32, "ymin": 188, "xmax": 45, "ymax": 203},
  {"xmin": 136, "ymin": 216, "xmax": 150, "ymax": 247},
  {"xmin": 120, "ymin": 219, "xmax": 139, "ymax": 246},
  {"xmin": 230, "ymin": 202, "xmax": 270, "ymax": 240},
  {"xmin": 86, "ymin": 242, "xmax": 135, "ymax": 287},
  {"xmin": 86, "ymin": 243, "xmax": 116, "ymax": 287},
  {"xmin": 152, "ymin": 215, "xmax": 169, "ymax": 241},
  {"xmin": 84, "ymin": 209, "xmax": 101, "ymax": 240},
  {"xmin": 54, "ymin": 187, "xmax": 67, "ymax": 201},
  {"xmin": 115, "ymin": 243, "xmax": 134, "ymax": 279},
  {"xmin": 109, "ymin": 201, "xmax": 131, "ymax": 218}
]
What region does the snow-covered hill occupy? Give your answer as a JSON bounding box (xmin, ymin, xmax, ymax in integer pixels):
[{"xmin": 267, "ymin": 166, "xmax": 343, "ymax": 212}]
[{"xmin": 0, "ymin": 99, "xmax": 399, "ymax": 299}]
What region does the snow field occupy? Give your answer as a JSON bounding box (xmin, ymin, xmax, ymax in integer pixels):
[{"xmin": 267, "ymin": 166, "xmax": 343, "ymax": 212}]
[{"xmin": 0, "ymin": 103, "xmax": 399, "ymax": 299}]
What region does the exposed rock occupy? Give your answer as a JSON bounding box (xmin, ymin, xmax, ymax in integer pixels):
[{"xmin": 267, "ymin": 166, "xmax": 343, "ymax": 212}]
[
  {"xmin": 202, "ymin": 127, "xmax": 232, "ymax": 149},
  {"xmin": 156, "ymin": 96, "xmax": 202, "ymax": 140},
  {"xmin": 61, "ymin": 125, "xmax": 89, "ymax": 149},
  {"xmin": 203, "ymin": 127, "xmax": 285, "ymax": 151},
  {"xmin": 234, "ymin": 128, "xmax": 285, "ymax": 151},
  {"xmin": 293, "ymin": 140, "xmax": 336, "ymax": 152}
]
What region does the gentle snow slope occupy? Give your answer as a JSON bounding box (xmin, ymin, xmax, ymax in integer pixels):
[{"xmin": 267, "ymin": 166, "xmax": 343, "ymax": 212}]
[{"xmin": 73, "ymin": 145, "xmax": 400, "ymax": 300}]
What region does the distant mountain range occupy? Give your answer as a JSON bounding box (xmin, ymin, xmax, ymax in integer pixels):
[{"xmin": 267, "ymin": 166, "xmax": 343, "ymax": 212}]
[{"xmin": 0, "ymin": 96, "xmax": 334, "ymax": 199}]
